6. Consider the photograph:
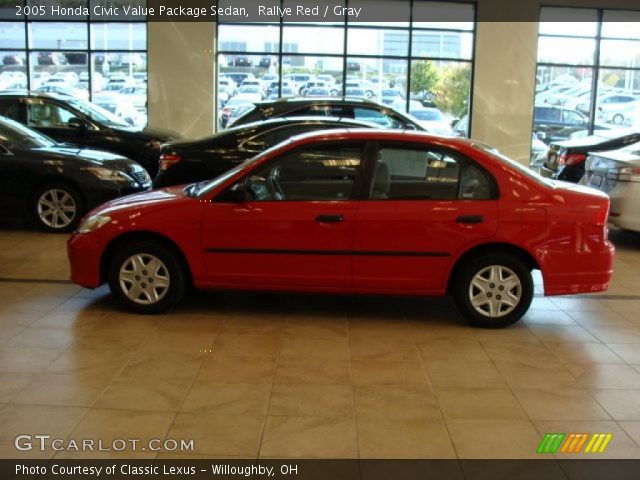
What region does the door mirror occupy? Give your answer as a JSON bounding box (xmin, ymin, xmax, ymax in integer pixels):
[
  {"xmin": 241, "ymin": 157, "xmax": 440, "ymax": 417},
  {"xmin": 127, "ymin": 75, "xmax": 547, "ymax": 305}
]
[
  {"xmin": 218, "ymin": 182, "xmax": 247, "ymax": 203},
  {"xmin": 536, "ymin": 132, "xmax": 545, "ymax": 140},
  {"xmin": 405, "ymin": 123, "xmax": 417, "ymax": 131},
  {"xmin": 241, "ymin": 140, "xmax": 268, "ymax": 152},
  {"xmin": 68, "ymin": 117, "xmax": 86, "ymax": 130}
]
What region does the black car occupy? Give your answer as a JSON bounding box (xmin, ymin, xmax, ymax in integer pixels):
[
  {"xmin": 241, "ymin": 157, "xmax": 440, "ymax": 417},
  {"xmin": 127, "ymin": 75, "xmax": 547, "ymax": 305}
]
[
  {"xmin": 155, "ymin": 117, "xmax": 380, "ymax": 188},
  {"xmin": 228, "ymin": 97, "xmax": 424, "ymax": 131},
  {"xmin": 533, "ymin": 105, "xmax": 589, "ymax": 142},
  {"xmin": 0, "ymin": 91, "xmax": 180, "ymax": 176},
  {"xmin": 541, "ymin": 130, "xmax": 640, "ymax": 182},
  {"xmin": 0, "ymin": 116, "xmax": 150, "ymax": 232}
]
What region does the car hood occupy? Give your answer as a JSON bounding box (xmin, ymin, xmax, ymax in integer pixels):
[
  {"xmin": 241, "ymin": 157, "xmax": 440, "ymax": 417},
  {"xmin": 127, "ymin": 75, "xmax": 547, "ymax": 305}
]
[{"xmin": 97, "ymin": 185, "xmax": 190, "ymax": 215}]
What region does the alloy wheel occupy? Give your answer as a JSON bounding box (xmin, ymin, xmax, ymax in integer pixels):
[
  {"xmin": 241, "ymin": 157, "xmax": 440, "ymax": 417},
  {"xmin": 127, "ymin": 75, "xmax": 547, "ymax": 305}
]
[
  {"xmin": 468, "ymin": 265, "xmax": 522, "ymax": 318},
  {"xmin": 37, "ymin": 189, "xmax": 77, "ymax": 229},
  {"xmin": 119, "ymin": 253, "xmax": 171, "ymax": 305}
]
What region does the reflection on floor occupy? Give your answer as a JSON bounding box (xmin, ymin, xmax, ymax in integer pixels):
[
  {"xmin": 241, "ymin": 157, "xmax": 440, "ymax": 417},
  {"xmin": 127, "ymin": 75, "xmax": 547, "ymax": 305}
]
[{"xmin": 1, "ymin": 228, "xmax": 640, "ymax": 459}]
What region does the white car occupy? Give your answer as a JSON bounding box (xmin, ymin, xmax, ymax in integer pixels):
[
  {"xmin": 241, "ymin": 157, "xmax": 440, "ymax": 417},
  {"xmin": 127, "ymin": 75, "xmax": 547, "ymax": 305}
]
[
  {"xmin": 596, "ymin": 94, "xmax": 639, "ymax": 125},
  {"xmin": 409, "ymin": 108, "xmax": 453, "ymax": 135},
  {"xmin": 581, "ymin": 142, "xmax": 640, "ymax": 232},
  {"xmin": 236, "ymin": 86, "xmax": 263, "ymax": 102}
]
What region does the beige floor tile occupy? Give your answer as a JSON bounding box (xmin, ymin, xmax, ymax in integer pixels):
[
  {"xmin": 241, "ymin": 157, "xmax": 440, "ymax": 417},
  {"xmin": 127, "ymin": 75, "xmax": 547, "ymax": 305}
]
[
  {"xmin": 0, "ymin": 346, "xmax": 64, "ymax": 373},
  {"xmin": 357, "ymin": 417, "xmax": 455, "ymax": 459},
  {"xmin": 619, "ymin": 421, "xmax": 640, "ymax": 447},
  {"xmin": 213, "ymin": 334, "xmax": 281, "ymax": 357},
  {"xmin": 0, "ymin": 325, "xmax": 25, "ymax": 345},
  {"xmin": 585, "ymin": 326, "xmax": 640, "ymax": 344},
  {"xmin": 547, "ymin": 342, "xmax": 623, "ymax": 364},
  {"xmin": 495, "ymin": 362, "xmax": 579, "ymax": 389},
  {"xmin": 283, "ymin": 316, "xmax": 347, "ymax": 337},
  {"xmin": 348, "ymin": 317, "xmax": 409, "ymax": 338},
  {"xmin": 408, "ymin": 323, "xmax": 478, "ymax": 341},
  {"xmin": 279, "ymin": 336, "xmax": 349, "ymax": 359},
  {"xmin": 568, "ymin": 364, "xmax": 640, "ymax": 389},
  {"xmin": 447, "ymin": 419, "xmax": 541, "ymax": 459},
  {"xmin": 158, "ymin": 314, "xmax": 225, "ymax": 333},
  {"xmin": 137, "ymin": 331, "xmax": 216, "ymax": 355},
  {"xmin": 550, "ymin": 298, "xmax": 611, "ymax": 311},
  {"xmin": 0, "ymin": 309, "xmax": 46, "ymax": 328},
  {"xmin": 513, "ymin": 388, "xmax": 610, "ymax": 420},
  {"xmin": 12, "ymin": 373, "xmax": 112, "ymax": 407},
  {"xmin": 354, "ymin": 385, "xmax": 440, "ymax": 420},
  {"xmin": 566, "ymin": 310, "xmax": 633, "ymax": 327},
  {"xmin": 608, "ymin": 344, "xmax": 640, "ymax": 364},
  {"xmin": 276, "ymin": 357, "xmax": 350, "ymax": 385},
  {"xmin": 197, "ymin": 354, "xmax": 276, "ymax": 383},
  {"xmin": 529, "ymin": 325, "xmax": 599, "ymax": 343},
  {"xmin": 522, "ymin": 310, "xmax": 577, "ymax": 326},
  {"xmin": 436, "ymin": 388, "xmax": 527, "ymax": 420},
  {"xmin": 349, "ymin": 337, "xmax": 419, "ymax": 362},
  {"xmin": 480, "ymin": 341, "xmax": 555, "ymax": 367},
  {"xmin": 119, "ymin": 351, "xmax": 204, "ymax": 380},
  {"xmin": 590, "ymin": 389, "xmax": 640, "ymax": 420},
  {"xmin": 61, "ymin": 408, "xmax": 176, "ymax": 458},
  {"xmin": 261, "ymin": 416, "xmax": 357, "ymax": 458},
  {"xmin": 351, "ymin": 360, "xmax": 427, "ymax": 386},
  {"xmin": 426, "ymin": 361, "xmax": 507, "ymax": 389},
  {"xmin": 91, "ymin": 312, "xmax": 162, "ymax": 333},
  {"xmin": 181, "ymin": 381, "xmax": 271, "ymax": 415},
  {"xmin": 7, "ymin": 327, "xmax": 79, "ymax": 349},
  {"xmin": 533, "ymin": 420, "xmax": 640, "ymax": 459},
  {"xmin": 95, "ymin": 377, "xmax": 191, "ymax": 412},
  {"xmin": 417, "ymin": 339, "xmax": 489, "ymax": 363},
  {"xmin": 0, "ymin": 373, "xmax": 32, "ymax": 402},
  {"xmin": 472, "ymin": 324, "xmax": 539, "ymax": 343},
  {"xmin": 599, "ymin": 299, "xmax": 640, "ymax": 313},
  {"xmin": 46, "ymin": 348, "xmax": 132, "ymax": 377},
  {"xmin": 529, "ymin": 298, "xmax": 562, "ymax": 311},
  {"xmin": 269, "ymin": 383, "xmax": 353, "ymax": 417},
  {"xmin": 220, "ymin": 315, "xmax": 284, "ymax": 335},
  {"xmin": 74, "ymin": 329, "xmax": 149, "ymax": 351},
  {"xmin": 168, "ymin": 412, "xmax": 263, "ymax": 456}
]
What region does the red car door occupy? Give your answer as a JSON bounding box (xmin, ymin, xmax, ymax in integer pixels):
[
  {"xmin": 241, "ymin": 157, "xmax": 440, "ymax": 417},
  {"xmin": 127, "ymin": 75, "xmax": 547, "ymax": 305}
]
[
  {"xmin": 353, "ymin": 143, "xmax": 499, "ymax": 292},
  {"xmin": 200, "ymin": 141, "xmax": 367, "ymax": 288}
]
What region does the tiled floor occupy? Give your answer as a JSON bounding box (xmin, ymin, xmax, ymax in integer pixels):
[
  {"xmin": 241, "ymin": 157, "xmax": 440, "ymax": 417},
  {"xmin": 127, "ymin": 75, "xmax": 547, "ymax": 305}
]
[{"xmin": 1, "ymin": 228, "xmax": 640, "ymax": 459}]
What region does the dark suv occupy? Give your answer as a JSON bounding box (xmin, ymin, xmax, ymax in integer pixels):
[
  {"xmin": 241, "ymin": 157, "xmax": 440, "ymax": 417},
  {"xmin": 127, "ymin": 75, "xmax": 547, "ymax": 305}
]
[
  {"xmin": 533, "ymin": 105, "xmax": 589, "ymax": 142},
  {"xmin": 0, "ymin": 91, "xmax": 180, "ymax": 176},
  {"xmin": 229, "ymin": 97, "xmax": 424, "ymax": 131}
]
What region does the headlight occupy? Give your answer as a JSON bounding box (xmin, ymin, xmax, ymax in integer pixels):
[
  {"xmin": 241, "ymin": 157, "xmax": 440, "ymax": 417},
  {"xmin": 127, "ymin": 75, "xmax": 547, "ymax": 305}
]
[
  {"xmin": 84, "ymin": 166, "xmax": 131, "ymax": 182},
  {"xmin": 77, "ymin": 214, "xmax": 111, "ymax": 234}
]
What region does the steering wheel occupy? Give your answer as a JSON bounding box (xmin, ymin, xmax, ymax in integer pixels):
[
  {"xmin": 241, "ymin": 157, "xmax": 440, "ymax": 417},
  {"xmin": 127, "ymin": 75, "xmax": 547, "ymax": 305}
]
[
  {"xmin": 267, "ymin": 166, "xmax": 286, "ymax": 200},
  {"xmin": 246, "ymin": 175, "xmax": 276, "ymax": 201}
]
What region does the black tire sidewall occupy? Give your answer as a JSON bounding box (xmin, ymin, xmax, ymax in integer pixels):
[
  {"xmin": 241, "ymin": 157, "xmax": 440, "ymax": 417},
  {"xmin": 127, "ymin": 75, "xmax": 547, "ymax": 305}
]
[
  {"xmin": 453, "ymin": 253, "xmax": 533, "ymax": 328},
  {"xmin": 107, "ymin": 240, "xmax": 186, "ymax": 314},
  {"xmin": 32, "ymin": 182, "xmax": 84, "ymax": 233}
]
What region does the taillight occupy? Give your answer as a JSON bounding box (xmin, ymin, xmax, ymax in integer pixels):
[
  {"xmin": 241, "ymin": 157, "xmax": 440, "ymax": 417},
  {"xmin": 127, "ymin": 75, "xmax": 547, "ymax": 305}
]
[
  {"xmin": 159, "ymin": 153, "xmax": 182, "ymax": 171},
  {"xmin": 558, "ymin": 153, "xmax": 586, "ymax": 166},
  {"xmin": 618, "ymin": 166, "xmax": 640, "ymax": 182}
]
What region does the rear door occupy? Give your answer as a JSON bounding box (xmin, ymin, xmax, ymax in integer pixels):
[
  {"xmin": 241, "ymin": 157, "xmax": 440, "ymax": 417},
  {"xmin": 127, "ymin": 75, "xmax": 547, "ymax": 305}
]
[{"xmin": 353, "ymin": 142, "xmax": 499, "ymax": 292}]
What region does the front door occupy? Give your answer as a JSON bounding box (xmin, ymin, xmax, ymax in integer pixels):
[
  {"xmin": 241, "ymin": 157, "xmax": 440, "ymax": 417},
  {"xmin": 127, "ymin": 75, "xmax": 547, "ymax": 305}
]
[
  {"xmin": 201, "ymin": 142, "xmax": 367, "ymax": 288},
  {"xmin": 353, "ymin": 143, "xmax": 499, "ymax": 292}
]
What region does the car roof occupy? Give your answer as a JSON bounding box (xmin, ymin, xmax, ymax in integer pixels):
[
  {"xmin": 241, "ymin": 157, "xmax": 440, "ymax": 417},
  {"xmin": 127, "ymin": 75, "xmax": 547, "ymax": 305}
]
[
  {"xmin": 282, "ymin": 128, "xmax": 469, "ymax": 148},
  {"xmin": 254, "ymin": 97, "xmax": 382, "ymax": 109},
  {"xmin": 227, "ymin": 116, "xmax": 382, "ymax": 132},
  {"xmin": 0, "ymin": 90, "xmax": 77, "ymax": 101}
]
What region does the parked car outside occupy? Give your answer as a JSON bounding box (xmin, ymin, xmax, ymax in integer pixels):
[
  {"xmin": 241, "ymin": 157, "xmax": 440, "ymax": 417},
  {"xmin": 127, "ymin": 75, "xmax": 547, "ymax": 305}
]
[
  {"xmin": 533, "ymin": 105, "xmax": 589, "ymax": 142},
  {"xmin": 581, "ymin": 142, "xmax": 640, "ymax": 232},
  {"xmin": 0, "ymin": 116, "xmax": 150, "ymax": 232},
  {"xmin": 409, "ymin": 108, "xmax": 453, "ymax": 135},
  {"xmin": 540, "ymin": 130, "xmax": 640, "ymax": 182},
  {"xmin": 596, "ymin": 94, "xmax": 639, "ymax": 125},
  {"xmin": 0, "ymin": 92, "xmax": 180, "ymax": 176},
  {"xmin": 68, "ymin": 130, "xmax": 614, "ymax": 328},
  {"xmin": 155, "ymin": 117, "xmax": 380, "ymax": 188},
  {"xmin": 219, "ymin": 97, "xmax": 255, "ymax": 129},
  {"xmin": 236, "ymin": 86, "xmax": 263, "ymax": 103}
]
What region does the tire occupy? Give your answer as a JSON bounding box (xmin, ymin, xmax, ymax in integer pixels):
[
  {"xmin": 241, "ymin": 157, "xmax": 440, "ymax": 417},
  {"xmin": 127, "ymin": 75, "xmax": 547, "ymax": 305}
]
[
  {"xmin": 452, "ymin": 253, "xmax": 533, "ymax": 328},
  {"xmin": 107, "ymin": 240, "xmax": 187, "ymax": 314},
  {"xmin": 32, "ymin": 182, "xmax": 84, "ymax": 233}
]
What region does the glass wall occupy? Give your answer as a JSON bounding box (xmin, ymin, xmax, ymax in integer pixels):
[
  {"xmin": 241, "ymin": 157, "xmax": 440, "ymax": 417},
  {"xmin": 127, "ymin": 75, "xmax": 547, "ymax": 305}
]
[
  {"xmin": 0, "ymin": 1, "xmax": 147, "ymax": 127},
  {"xmin": 534, "ymin": 8, "xmax": 640, "ymax": 152},
  {"xmin": 216, "ymin": 1, "xmax": 475, "ymax": 134}
]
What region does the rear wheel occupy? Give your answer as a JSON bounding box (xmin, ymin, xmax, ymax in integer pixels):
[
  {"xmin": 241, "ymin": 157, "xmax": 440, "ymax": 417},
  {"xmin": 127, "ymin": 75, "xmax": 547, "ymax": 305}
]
[
  {"xmin": 452, "ymin": 253, "xmax": 533, "ymax": 328},
  {"xmin": 107, "ymin": 240, "xmax": 187, "ymax": 314},
  {"xmin": 32, "ymin": 183, "xmax": 84, "ymax": 233}
]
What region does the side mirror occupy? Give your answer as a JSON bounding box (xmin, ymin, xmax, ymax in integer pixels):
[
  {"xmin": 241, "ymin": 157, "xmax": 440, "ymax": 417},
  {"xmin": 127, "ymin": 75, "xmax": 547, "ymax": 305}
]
[
  {"xmin": 218, "ymin": 182, "xmax": 247, "ymax": 203},
  {"xmin": 68, "ymin": 117, "xmax": 86, "ymax": 130},
  {"xmin": 405, "ymin": 123, "xmax": 417, "ymax": 131},
  {"xmin": 242, "ymin": 140, "xmax": 267, "ymax": 152},
  {"xmin": 536, "ymin": 132, "xmax": 545, "ymax": 140}
]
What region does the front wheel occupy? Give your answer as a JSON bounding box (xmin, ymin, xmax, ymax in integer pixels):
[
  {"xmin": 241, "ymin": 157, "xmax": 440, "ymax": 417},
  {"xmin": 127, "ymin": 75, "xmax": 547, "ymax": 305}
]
[
  {"xmin": 452, "ymin": 253, "xmax": 533, "ymax": 328},
  {"xmin": 32, "ymin": 183, "xmax": 84, "ymax": 233},
  {"xmin": 107, "ymin": 240, "xmax": 187, "ymax": 314}
]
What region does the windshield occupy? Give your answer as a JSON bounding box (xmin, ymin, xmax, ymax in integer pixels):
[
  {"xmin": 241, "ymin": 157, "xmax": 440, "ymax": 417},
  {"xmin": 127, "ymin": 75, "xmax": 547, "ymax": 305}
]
[
  {"xmin": 194, "ymin": 155, "xmax": 264, "ymax": 198},
  {"xmin": 473, "ymin": 143, "xmax": 554, "ymax": 187},
  {"xmin": 0, "ymin": 117, "xmax": 56, "ymax": 149},
  {"xmin": 65, "ymin": 98, "xmax": 129, "ymax": 127},
  {"xmin": 412, "ymin": 109, "xmax": 443, "ymax": 121}
]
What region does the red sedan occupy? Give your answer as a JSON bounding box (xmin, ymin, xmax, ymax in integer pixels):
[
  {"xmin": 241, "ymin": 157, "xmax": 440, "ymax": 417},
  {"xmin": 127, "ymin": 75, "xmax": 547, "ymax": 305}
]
[{"xmin": 68, "ymin": 130, "xmax": 614, "ymax": 328}]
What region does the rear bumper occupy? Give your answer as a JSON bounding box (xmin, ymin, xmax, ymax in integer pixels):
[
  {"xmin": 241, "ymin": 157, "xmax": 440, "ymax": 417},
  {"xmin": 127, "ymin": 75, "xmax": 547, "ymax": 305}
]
[
  {"xmin": 67, "ymin": 231, "xmax": 107, "ymax": 289},
  {"xmin": 608, "ymin": 182, "xmax": 640, "ymax": 232}
]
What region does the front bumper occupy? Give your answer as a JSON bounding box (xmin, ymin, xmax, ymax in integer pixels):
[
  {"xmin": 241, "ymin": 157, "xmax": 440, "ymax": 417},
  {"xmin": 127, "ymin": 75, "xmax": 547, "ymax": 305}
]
[{"xmin": 67, "ymin": 230, "xmax": 110, "ymax": 289}]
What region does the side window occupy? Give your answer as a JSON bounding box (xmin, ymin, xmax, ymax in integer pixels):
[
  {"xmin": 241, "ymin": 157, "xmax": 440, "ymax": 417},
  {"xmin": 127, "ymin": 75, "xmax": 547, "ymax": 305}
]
[
  {"xmin": 0, "ymin": 100, "xmax": 20, "ymax": 121},
  {"xmin": 245, "ymin": 144, "xmax": 363, "ymax": 201},
  {"xmin": 370, "ymin": 146, "xmax": 492, "ymax": 201},
  {"xmin": 354, "ymin": 107, "xmax": 399, "ymax": 128},
  {"xmin": 562, "ymin": 110, "xmax": 583, "ymax": 125},
  {"xmin": 27, "ymin": 102, "xmax": 76, "ymax": 128},
  {"xmin": 295, "ymin": 105, "xmax": 331, "ymax": 117}
]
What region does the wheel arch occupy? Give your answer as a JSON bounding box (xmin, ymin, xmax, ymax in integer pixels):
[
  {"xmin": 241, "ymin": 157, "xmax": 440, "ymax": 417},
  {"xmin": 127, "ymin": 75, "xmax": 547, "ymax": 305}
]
[
  {"xmin": 446, "ymin": 242, "xmax": 540, "ymax": 294},
  {"xmin": 99, "ymin": 230, "xmax": 194, "ymax": 287}
]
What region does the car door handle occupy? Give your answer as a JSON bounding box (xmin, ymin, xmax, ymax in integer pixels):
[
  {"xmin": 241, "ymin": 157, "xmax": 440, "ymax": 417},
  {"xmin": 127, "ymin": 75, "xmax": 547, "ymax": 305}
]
[
  {"xmin": 316, "ymin": 214, "xmax": 344, "ymax": 224},
  {"xmin": 456, "ymin": 215, "xmax": 484, "ymax": 224}
]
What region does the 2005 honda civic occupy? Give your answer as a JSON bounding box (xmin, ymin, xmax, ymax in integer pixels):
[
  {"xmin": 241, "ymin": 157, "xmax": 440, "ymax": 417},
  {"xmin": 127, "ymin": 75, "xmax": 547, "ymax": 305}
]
[{"xmin": 68, "ymin": 130, "xmax": 615, "ymax": 328}]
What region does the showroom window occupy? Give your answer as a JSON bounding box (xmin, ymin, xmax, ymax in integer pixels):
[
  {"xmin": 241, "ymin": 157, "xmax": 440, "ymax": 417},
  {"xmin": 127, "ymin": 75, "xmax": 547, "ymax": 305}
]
[
  {"xmin": 216, "ymin": 1, "xmax": 476, "ymax": 135},
  {"xmin": 0, "ymin": 1, "xmax": 148, "ymax": 127},
  {"xmin": 534, "ymin": 7, "xmax": 640, "ymax": 145}
]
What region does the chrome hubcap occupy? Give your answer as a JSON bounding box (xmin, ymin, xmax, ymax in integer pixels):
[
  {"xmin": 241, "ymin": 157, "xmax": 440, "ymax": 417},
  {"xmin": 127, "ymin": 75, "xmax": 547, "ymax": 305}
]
[
  {"xmin": 119, "ymin": 254, "xmax": 170, "ymax": 305},
  {"xmin": 37, "ymin": 189, "xmax": 76, "ymax": 229},
  {"xmin": 469, "ymin": 265, "xmax": 521, "ymax": 318}
]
